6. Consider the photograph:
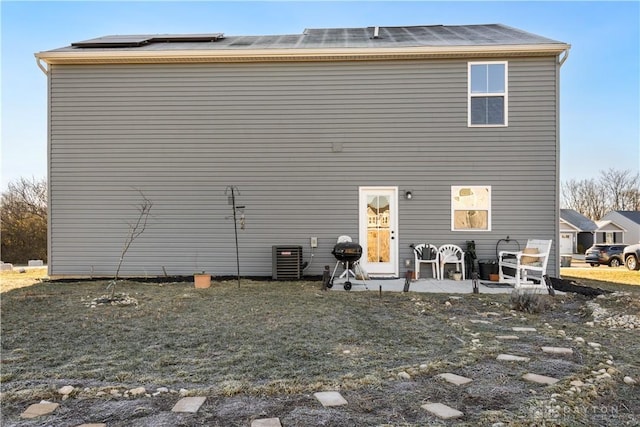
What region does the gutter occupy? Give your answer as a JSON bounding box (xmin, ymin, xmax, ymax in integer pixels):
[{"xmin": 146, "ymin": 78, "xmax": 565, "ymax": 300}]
[{"xmin": 35, "ymin": 43, "xmax": 571, "ymax": 65}]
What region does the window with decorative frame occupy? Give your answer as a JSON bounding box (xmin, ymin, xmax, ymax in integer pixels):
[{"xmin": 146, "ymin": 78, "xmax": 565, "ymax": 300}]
[
  {"xmin": 468, "ymin": 62, "xmax": 508, "ymax": 126},
  {"xmin": 451, "ymin": 186, "xmax": 492, "ymax": 231}
]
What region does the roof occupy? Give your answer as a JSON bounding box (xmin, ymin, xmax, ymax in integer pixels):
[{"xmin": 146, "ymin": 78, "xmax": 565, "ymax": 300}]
[
  {"xmin": 35, "ymin": 24, "xmax": 570, "ymax": 65},
  {"xmin": 595, "ymin": 220, "xmax": 627, "ymax": 232},
  {"xmin": 611, "ymin": 211, "xmax": 640, "ymax": 225},
  {"xmin": 560, "ymin": 209, "xmax": 598, "ymax": 232}
]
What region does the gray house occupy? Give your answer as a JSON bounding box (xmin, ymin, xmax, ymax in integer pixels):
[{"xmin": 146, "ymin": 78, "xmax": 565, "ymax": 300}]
[
  {"xmin": 35, "ymin": 24, "xmax": 570, "ymax": 279},
  {"xmin": 559, "ymin": 209, "xmax": 597, "ymax": 254},
  {"xmin": 601, "ymin": 211, "xmax": 640, "ymax": 244}
]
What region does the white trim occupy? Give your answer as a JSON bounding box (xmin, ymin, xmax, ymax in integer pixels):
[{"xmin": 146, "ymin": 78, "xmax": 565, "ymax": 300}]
[
  {"xmin": 451, "ymin": 185, "xmax": 492, "ymax": 231},
  {"xmin": 35, "ymin": 44, "xmax": 569, "ymax": 65},
  {"xmin": 595, "ymin": 220, "xmax": 627, "ymax": 232},
  {"xmin": 468, "ymin": 61, "xmax": 508, "ymax": 127},
  {"xmin": 559, "ymin": 218, "xmax": 582, "ymax": 232}
]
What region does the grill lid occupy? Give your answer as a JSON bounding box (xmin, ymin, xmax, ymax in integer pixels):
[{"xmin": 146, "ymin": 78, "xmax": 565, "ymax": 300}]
[{"xmin": 332, "ymin": 242, "xmax": 363, "ymax": 262}]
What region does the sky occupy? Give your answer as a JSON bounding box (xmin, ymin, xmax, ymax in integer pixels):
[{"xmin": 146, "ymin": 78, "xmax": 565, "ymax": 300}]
[{"xmin": 1, "ymin": 1, "xmax": 639, "ymax": 191}]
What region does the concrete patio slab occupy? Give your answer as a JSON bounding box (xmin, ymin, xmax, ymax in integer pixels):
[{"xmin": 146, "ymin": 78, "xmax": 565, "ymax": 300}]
[
  {"xmin": 328, "ymin": 277, "xmax": 515, "ymax": 294},
  {"xmin": 171, "ymin": 396, "xmax": 206, "ymax": 413},
  {"xmin": 314, "ymin": 391, "xmax": 348, "ymax": 407},
  {"xmin": 422, "ymin": 402, "xmax": 464, "ymax": 419}
]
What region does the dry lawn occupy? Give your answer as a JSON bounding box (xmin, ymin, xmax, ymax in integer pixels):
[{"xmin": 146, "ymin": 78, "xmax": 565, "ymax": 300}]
[
  {"xmin": 0, "ymin": 275, "xmax": 639, "ymax": 426},
  {"xmin": 561, "ymin": 266, "xmax": 640, "ymax": 287},
  {"xmin": 0, "ymin": 268, "xmax": 48, "ymax": 293}
]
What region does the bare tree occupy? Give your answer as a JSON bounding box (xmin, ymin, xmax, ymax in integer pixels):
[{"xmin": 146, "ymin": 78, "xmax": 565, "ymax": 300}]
[
  {"xmin": 107, "ymin": 190, "xmax": 153, "ymax": 298},
  {"xmin": 621, "ymin": 188, "xmax": 640, "ymax": 210},
  {"xmin": 561, "ymin": 178, "xmax": 608, "ymax": 220},
  {"xmin": 561, "ymin": 168, "xmax": 640, "ymax": 220},
  {"xmin": 599, "ymin": 168, "xmax": 640, "ymax": 211},
  {"xmin": 0, "ymin": 177, "xmax": 47, "ymax": 263}
]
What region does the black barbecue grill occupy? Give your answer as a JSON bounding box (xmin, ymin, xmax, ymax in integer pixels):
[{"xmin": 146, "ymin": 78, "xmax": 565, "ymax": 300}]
[
  {"xmin": 332, "ymin": 242, "xmax": 363, "ymax": 263},
  {"xmin": 327, "ymin": 241, "xmax": 367, "ymax": 291}
]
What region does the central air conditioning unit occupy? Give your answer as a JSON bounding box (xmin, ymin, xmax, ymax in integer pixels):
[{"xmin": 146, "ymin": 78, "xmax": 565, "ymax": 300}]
[{"xmin": 272, "ymin": 245, "xmax": 303, "ymax": 280}]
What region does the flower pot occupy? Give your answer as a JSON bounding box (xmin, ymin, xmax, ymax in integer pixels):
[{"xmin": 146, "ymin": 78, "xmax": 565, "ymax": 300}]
[
  {"xmin": 194, "ymin": 274, "xmax": 211, "ymax": 288},
  {"xmin": 453, "ymin": 272, "xmax": 462, "ymax": 281},
  {"xmin": 489, "ymin": 273, "xmax": 500, "ymax": 282}
]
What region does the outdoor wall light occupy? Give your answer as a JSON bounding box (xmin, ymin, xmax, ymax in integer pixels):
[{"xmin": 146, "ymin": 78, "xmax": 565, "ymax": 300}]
[{"xmin": 404, "ymin": 190, "xmax": 413, "ymax": 200}]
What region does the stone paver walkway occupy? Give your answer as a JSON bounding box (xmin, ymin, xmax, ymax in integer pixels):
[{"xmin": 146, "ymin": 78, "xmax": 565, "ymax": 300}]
[
  {"xmin": 437, "ymin": 373, "xmax": 473, "ymax": 385},
  {"xmin": 13, "ymin": 302, "xmax": 595, "ymax": 425},
  {"xmin": 497, "ymin": 354, "xmax": 530, "ymax": 362},
  {"xmin": 171, "ymin": 396, "xmax": 206, "ymax": 413},
  {"xmin": 20, "ymin": 402, "xmax": 59, "ymax": 419},
  {"xmin": 496, "ymin": 335, "xmax": 520, "ymax": 340},
  {"xmin": 251, "ymin": 418, "xmax": 283, "ymax": 427},
  {"xmin": 541, "ymin": 346, "xmax": 573, "ymax": 355},
  {"xmin": 522, "ymin": 373, "xmax": 560, "ymax": 385},
  {"xmin": 512, "ymin": 327, "xmax": 537, "ymax": 332},
  {"xmin": 314, "ymin": 391, "xmax": 348, "ymax": 407},
  {"xmin": 422, "ymin": 402, "xmax": 464, "ymax": 419}
]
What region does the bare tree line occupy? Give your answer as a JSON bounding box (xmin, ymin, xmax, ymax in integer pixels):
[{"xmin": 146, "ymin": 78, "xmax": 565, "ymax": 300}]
[
  {"xmin": 562, "ymin": 168, "xmax": 640, "ymax": 220},
  {"xmin": 0, "ymin": 177, "xmax": 47, "ymax": 263}
]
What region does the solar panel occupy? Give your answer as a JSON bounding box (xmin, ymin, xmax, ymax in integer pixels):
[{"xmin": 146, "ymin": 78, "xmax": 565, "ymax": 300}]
[
  {"xmin": 72, "ymin": 34, "xmax": 224, "ymax": 48},
  {"xmin": 151, "ymin": 34, "xmax": 224, "ymax": 43},
  {"xmin": 72, "ymin": 35, "xmax": 154, "ymax": 48}
]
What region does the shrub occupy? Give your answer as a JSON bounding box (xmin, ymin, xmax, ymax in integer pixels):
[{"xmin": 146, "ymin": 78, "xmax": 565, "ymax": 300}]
[{"xmin": 510, "ymin": 290, "xmax": 551, "ymax": 314}]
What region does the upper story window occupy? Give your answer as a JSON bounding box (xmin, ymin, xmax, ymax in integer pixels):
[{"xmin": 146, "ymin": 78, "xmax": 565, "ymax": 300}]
[{"xmin": 468, "ymin": 62, "xmax": 508, "ymax": 127}]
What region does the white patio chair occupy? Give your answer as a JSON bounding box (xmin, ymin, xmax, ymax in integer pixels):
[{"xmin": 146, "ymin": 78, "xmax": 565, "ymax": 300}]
[
  {"xmin": 438, "ymin": 244, "xmax": 465, "ymax": 281},
  {"xmin": 498, "ymin": 239, "xmax": 552, "ymax": 289},
  {"xmin": 413, "ymin": 244, "xmax": 439, "ymax": 279}
]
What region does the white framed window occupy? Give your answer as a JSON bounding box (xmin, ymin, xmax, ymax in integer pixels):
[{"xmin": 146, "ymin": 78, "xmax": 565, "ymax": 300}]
[
  {"xmin": 468, "ymin": 62, "xmax": 508, "ymax": 127},
  {"xmin": 451, "ymin": 186, "xmax": 492, "ymax": 231}
]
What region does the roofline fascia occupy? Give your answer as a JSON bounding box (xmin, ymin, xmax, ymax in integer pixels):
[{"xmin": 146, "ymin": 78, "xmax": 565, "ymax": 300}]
[
  {"xmin": 560, "ymin": 218, "xmax": 582, "ymax": 232},
  {"xmin": 35, "ymin": 43, "xmax": 570, "ymax": 64},
  {"xmin": 595, "ymin": 220, "xmax": 627, "ymax": 232}
]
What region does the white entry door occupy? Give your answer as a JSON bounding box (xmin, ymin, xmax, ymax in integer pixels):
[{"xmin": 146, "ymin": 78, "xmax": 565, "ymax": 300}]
[{"xmin": 359, "ymin": 187, "xmax": 398, "ymax": 277}]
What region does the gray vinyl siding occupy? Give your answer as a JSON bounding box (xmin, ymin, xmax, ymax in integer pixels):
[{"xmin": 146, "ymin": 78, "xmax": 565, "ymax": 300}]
[{"xmin": 48, "ymin": 57, "xmax": 560, "ymax": 277}]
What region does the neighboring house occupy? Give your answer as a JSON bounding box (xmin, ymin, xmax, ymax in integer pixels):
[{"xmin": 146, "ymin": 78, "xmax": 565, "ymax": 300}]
[
  {"xmin": 601, "ymin": 211, "xmax": 640, "ymax": 244},
  {"xmin": 594, "ymin": 220, "xmax": 626, "ymax": 245},
  {"xmin": 35, "ymin": 24, "xmax": 570, "ymax": 278},
  {"xmin": 559, "ymin": 209, "xmax": 597, "ymax": 254}
]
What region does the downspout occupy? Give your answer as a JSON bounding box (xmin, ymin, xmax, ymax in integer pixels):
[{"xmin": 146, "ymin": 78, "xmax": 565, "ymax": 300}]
[
  {"xmin": 35, "ymin": 55, "xmax": 52, "ymax": 274},
  {"xmin": 36, "ymin": 57, "xmax": 49, "ymax": 75},
  {"xmin": 555, "ymin": 47, "xmax": 570, "ymax": 275},
  {"xmin": 559, "ymin": 48, "xmax": 570, "ymax": 67}
]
